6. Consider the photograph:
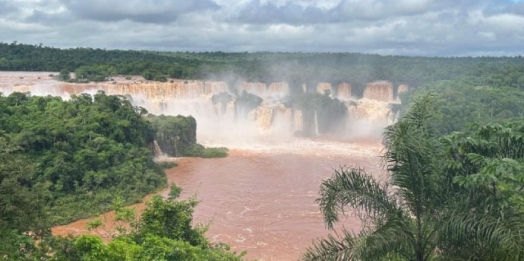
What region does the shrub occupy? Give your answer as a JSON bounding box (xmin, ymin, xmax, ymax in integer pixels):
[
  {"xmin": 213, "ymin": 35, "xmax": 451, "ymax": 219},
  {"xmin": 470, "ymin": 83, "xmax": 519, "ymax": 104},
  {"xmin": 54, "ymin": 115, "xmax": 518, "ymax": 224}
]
[
  {"xmin": 156, "ymin": 161, "xmax": 179, "ymax": 169},
  {"xmin": 184, "ymin": 144, "xmax": 205, "ymax": 157},
  {"xmin": 201, "ymin": 147, "xmax": 229, "ymax": 158}
]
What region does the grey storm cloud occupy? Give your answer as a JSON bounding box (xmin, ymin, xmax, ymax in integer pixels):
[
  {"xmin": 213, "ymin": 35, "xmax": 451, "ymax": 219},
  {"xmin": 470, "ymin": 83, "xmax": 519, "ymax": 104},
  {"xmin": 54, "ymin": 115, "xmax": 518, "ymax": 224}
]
[
  {"xmin": 63, "ymin": 0, "xmax": 220, "ymax": 23},
  {"xmin": 230, "ymin": 0, "xmax": 466, "ymax": 24},
  {"xmin": 233, "ymin": 1, "xmax": 339, "ymax": 24},
  {"xmin": 485, "ymin": 2, "xmax": 524, "ymax": 15},
  {"xmin": 1, "ymin": 0, "xmax": 524, "ymax": 56},
  {"xmin": 0, "ymin": 0, "xmax": 18, "ymax": 15},
  {"xmin": 231, "ymin": 0, "xmax": 524, "ymax": 25},
  {"xmin": 25, "ymin": 9, "xmax": 72, "ymax": 25}
]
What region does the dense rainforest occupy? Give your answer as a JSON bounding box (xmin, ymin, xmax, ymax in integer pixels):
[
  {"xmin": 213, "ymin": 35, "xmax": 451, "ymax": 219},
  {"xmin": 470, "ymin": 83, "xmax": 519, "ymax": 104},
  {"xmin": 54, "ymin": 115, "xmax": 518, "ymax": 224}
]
[
  {"xmin": 1, "ymin": 42, "xmax": 524, "ymax": 96},
  {"xmin": 0, "ymin": 89, "xmax": 227, "ymax": 223},
  {"xmin": 0, "ymin": 91, "xmax": 168, "ymax": 227},
  {"xmin": 400, "ymin": 79, "xmax": 524, "ymax": 135},
  {"xmin": 0, "ymin": 90, "xmax": 238, "ymax": 260}
]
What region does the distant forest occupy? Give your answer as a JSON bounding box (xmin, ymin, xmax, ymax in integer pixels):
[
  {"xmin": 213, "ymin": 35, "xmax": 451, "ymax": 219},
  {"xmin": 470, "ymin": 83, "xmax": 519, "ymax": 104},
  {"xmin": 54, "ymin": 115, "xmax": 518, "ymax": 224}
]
[{"xmin": 1, "ymin": 42, "xmax": 524, "ymax": 97}]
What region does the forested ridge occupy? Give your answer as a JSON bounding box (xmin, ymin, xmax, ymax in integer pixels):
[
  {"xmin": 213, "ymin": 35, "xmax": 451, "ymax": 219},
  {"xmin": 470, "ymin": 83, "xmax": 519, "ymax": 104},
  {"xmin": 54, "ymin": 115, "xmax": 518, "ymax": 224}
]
[{"xmin": 2, "ymin": 42, "xmax": 524, "ymax": 95}]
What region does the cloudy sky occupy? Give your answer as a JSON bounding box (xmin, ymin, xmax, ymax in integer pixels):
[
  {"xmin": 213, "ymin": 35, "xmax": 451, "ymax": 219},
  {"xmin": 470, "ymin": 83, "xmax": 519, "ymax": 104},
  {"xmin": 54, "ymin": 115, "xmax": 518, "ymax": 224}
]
[{"xmin": 1, "ymin": 0, "xmax": 523, "ymax": 56}]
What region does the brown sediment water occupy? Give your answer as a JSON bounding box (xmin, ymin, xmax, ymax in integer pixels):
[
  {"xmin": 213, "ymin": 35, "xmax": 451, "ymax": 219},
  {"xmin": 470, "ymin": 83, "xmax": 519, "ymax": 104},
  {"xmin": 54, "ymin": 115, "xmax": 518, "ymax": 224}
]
[
  {"xmin": 53, "ymin": 139, "xmax": 384, "ymax": 261},
  {"xmin": 51, "ymin": 195, "xmax": 152, "ymax": 241}
]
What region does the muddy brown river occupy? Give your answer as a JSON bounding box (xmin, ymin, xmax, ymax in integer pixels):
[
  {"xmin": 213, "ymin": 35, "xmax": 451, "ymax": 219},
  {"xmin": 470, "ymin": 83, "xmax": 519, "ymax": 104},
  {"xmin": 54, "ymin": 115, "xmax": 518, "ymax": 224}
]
[
  {"xmin": 53, "ymin": 138, "xmax": 384, "ymax": 261},
  {"xmin": 3, "ymin": 71, "xmax": 390, "ymax": 260}
]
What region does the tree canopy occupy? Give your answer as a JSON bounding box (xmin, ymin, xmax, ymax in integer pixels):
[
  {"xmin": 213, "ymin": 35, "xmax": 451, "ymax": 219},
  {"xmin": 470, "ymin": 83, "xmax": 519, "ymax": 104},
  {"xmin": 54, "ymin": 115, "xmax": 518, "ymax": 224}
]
[
  {"xmin": 4, "ymin": 192, "xmax": 247, "ymax": 261},
  {"xmin": 2, "ymin": 42, "xmax": 524, "ymax": 97},
  {"xmin": 303, "ymin": 95, "xmax": 524, "ymax": 261}
]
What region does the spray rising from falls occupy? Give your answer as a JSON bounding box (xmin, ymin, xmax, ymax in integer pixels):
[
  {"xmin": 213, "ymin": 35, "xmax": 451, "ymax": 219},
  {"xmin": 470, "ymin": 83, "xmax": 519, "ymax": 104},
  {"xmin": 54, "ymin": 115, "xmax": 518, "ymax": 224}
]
[{"xmin": 0, "ymin": 77, "xmax": 407, "ymax": 147}]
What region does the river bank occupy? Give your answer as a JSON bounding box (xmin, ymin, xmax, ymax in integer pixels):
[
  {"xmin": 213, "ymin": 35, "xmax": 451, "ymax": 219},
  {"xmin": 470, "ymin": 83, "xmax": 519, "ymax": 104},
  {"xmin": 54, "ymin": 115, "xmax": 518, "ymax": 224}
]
[{"xmin": 53, "ymin": 140, "xmax": 384, "ymax": 261}]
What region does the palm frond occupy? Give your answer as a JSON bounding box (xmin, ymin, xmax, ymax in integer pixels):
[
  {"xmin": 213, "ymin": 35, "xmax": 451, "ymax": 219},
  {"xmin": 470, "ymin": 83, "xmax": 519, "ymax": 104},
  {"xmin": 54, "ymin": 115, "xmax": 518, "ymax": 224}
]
[
  {"xmin": 301, "ymin": 229, "xmax": 358, "ymax": 261},
  {"xmin": 317, "ymin": 168, "xmax": 398, "ymax": 229},
  {"xmin": 438, "ymin": 210, "xmax": 524, "ymax": 261},
  {"xmin": 384, "ymin": 111, "xmax": 444, "ymax": 219},
  {"xmin": 355, "ymin": 215, "xmax": 416, "ymax": 261},
  {"xmin": 302, "ymin": 214, "xmax": 415, "ymax": 261}
]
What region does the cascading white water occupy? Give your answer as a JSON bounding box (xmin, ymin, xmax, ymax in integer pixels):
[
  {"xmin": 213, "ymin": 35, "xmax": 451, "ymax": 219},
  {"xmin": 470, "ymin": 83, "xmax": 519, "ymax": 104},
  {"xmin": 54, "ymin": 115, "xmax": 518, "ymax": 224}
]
[
  {"xmin": 314, "ymin": 109, "xmax": 319, "ymax": 136},
  {"xmin": 0, "ymin": 75, "xmax": 401, "ymax": 146},
  {"xmin": 153, "ymin": 140, "xmax": 163, "ymax": 157}
]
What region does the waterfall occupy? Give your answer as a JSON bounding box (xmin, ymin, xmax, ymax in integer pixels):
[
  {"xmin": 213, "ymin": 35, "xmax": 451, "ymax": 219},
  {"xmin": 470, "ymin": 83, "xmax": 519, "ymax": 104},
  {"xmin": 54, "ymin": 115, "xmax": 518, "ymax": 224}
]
[
  {"xmin": 362, "ymin": 81, "xmax": 394, "ymax": 102},
  {"xmin": 316, "ymin": 82, "xmax": 332, "ymax": 96},
  {"xmin": 153, "ymin": 140, "xmax": 164, "ymax": 157},
  {"xmin": 337, "ymin": 83, "xmax": 351, "ymax": 100},
  {"xmin": 2, "ymin": 78, "xmax": 404, "ymax": 140},
  {"xmin": 314, "ymin": 110, "xmax": 319, "ymax": 136},
  {"xmin": 255, "ymin": 107, "xmax": 274, "ymax": 131},
  {"xmin": 293, "ymin": 110, "xmax": 303, "ymax": 134}
]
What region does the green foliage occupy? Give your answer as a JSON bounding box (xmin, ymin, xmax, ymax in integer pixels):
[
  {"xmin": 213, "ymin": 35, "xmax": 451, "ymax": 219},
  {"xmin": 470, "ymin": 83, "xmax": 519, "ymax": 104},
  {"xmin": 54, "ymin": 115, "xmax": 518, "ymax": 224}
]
[
  {"xmin": 134, "ymin": 195, "xmax": 206, "ymax": 246},
  {"xmin": 74, "ymin": 64, "xmax": 116, "ymax": 82},
  {"xmin": 0, "ymin": 187, "xmax": 247, "ymax": 260},
  {"xmin": 168, "ymin": 183, "xmax": 182, "ymax": 200},
  {"xmin": 4, "ymin": 42, "xmax": 524, "ymax": 94},
  {"xmin": 46, "ymin": 195, "xmax": 247, "ymax": 261},
  {"xmin": 0, "ymin": 138, "xmax": 49, "ymax": 235},
  {"xmin": 443, "ymin": 121, "xmax": 524, "ymax": 209},
  {"xmin": 0, "ymin": 230, "xmax": 40, "ymax": 260},
  {"xmin": 183, "ymin": 144, "xmax": 205, "ymax": 157},
  {"xmin": 153, "ymin": 74, "xmax": 168, "ymax": 82},
  {"xmin": 303, "ymin": 95, "xmax": 524, "ymax": 261},
  {"xmin": 182, "ymin": 144, "xmax": 229, "ymax": 158},
  {"xmin": 0, "ymin": 92, "xmax": 166, "ymax": 226},
  {"xmin": 147, "ymin": 115, "xmax": 197, "ymax": 157},
  {"xmin": 59, "ymin": 69, "xmax": 70, "ymax": 81},
  {"xmin": 156, "ymin": 161, "xmax": 179, "ymax": 169},
  {"xmin": 201, "ymin": 147, "xmax": 229, "ymax": 158},
  {"xmin": 287, "ymin": 93, "xmax": 347, "ymax": 136},
  {"xmin": 147, "ymin": 115, "xmax": 229, "ymax": 158},
  {"xmin": 234, "ymin": 91, "xmax": 263, "ymax": 118},
  {"xmin": 401, "ymin": 80, "xmax": 524, "ymax": 135}
]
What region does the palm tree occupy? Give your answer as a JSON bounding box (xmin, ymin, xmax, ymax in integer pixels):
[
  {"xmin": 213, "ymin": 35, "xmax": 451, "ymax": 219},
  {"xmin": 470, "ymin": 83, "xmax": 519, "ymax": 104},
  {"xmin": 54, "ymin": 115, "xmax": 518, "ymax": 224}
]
[{"xmin": 302, "ymin": 95, "xmax": 524, "ymax": 261}]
